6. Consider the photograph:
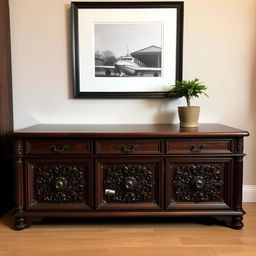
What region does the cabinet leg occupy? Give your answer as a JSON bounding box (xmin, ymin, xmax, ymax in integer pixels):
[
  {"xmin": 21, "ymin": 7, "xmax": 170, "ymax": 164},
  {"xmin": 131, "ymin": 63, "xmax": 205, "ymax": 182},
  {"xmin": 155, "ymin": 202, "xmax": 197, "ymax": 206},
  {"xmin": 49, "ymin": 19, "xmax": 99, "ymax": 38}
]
[
  {"xmin": 14, "ymin": 217, "xmax": 28, "ymax": 231},
  {"xmin": 214, "ymin": 216, "xmax": 232, "ymax": 228},
  {"xmin": 231, "ymin": 216, "xmax": 244, "ymax": 230}
]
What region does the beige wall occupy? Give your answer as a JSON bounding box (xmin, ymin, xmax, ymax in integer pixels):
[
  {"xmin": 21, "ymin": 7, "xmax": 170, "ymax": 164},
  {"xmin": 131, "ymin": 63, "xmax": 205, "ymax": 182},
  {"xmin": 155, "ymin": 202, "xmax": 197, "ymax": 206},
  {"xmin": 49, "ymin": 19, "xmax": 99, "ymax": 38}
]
[{"xmin": 9, "ymin": 0, "xmax": 256, "ymax": 185}]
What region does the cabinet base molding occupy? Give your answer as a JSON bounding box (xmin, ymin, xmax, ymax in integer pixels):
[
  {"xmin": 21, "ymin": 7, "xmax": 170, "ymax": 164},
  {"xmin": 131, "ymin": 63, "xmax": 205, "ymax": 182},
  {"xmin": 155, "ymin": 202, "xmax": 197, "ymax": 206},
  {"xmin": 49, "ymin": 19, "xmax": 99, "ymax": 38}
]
[
  {"xmin": 14, "ymin": 210, "xmax": 244, "ymax": 218},
  {"xmin": 13, "ymin": 211, "xmax": 244, "ymax": 230}
]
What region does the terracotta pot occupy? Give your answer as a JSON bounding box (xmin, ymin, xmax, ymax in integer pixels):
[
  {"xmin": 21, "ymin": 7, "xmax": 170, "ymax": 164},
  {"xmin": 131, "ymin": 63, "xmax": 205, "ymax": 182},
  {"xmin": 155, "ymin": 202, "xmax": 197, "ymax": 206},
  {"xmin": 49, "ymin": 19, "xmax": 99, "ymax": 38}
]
[{"xmin": 178, "ymin": 106, "xmax": 200, "ymax": 128}]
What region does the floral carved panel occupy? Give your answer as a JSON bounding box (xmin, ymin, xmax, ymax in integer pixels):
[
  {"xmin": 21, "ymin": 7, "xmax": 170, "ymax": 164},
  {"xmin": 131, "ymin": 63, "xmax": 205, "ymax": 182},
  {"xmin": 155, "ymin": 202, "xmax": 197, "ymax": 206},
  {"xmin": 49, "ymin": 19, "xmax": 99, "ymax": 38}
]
[
  {"xmin": 103, "ymin": 163, "xmax": 156, "ymax": 203},
  {"xmin": 33, "ymin": 163, "xmax": 88, "ymax": 204},
  {"xmin": 172, "ymin": 163, "xmax": 224, "ymax": 203}
]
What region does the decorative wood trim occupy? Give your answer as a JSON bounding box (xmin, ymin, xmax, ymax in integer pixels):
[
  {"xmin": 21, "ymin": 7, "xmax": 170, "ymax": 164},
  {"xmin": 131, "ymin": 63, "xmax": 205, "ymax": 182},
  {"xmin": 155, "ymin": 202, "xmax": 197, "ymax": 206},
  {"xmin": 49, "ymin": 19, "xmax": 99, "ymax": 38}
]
[
  {"xmin": 237, "ymin": 138, "xmax": 244, "ymax": 154},
  {"xmin": 15, "ymin": 139, "xmax": 23, "ymax": 156},
  {"xmin": 234, "ymin": 156, "xmax": 243, "ymax": 211},
  {"xmin": 13, "ymin": 139, "xmax": 25, "ymax": 213},
  {"xmin": 15, "ymin": 157, "xmax": 24, "ymax": 213}
]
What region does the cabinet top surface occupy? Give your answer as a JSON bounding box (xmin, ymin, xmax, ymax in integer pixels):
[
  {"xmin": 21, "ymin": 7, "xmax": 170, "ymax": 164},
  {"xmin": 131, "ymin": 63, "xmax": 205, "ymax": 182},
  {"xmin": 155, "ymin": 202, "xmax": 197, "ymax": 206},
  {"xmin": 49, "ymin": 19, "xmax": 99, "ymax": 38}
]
[{"xmin": 13, "ymin": 124, "xmax": 249, "ymax": 138}]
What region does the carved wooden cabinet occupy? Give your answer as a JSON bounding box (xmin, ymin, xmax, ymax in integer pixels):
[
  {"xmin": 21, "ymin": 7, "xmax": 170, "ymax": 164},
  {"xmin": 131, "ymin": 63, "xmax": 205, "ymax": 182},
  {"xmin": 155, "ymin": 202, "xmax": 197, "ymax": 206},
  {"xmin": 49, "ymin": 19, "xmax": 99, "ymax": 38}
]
[{"xmin": 13, "ymin": 124, "xmax": 249, "ymax": 230}]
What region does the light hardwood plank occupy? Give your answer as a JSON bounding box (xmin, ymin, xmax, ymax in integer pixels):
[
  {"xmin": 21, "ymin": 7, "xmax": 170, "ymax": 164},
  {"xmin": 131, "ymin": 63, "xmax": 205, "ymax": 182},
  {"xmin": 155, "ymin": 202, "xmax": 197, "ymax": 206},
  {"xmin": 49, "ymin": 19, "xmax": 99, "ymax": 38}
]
[{"xmin": 0, "ymin": 203, "xmax": 256, "ymax": 256}]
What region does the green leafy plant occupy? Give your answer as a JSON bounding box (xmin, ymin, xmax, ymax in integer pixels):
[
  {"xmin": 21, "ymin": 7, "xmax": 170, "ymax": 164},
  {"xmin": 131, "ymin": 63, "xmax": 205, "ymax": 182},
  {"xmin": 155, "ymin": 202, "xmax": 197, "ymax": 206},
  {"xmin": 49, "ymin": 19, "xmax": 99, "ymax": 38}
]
[{"xmin": 169, "ymin": 78, "xmax": 208, "ymax": 107}]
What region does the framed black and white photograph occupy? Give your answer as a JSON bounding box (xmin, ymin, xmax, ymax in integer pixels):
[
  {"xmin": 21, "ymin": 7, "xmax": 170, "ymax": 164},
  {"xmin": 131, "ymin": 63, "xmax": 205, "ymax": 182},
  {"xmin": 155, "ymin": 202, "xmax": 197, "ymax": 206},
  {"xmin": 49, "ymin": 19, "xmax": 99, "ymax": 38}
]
[{"xmin": 72, "ymin": 2, "xmax": 183, "ymax": 98}]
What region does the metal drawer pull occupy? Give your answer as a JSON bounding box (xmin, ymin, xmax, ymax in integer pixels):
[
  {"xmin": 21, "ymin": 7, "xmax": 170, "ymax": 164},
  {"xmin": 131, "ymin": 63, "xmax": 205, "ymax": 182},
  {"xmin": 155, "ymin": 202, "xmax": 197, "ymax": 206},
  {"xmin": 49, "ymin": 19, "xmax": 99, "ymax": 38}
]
[
  {"xmin": 119, "ymin": 144, "xmax": 140, "ymax": 152},
  {"xmin": 189, "ymin": 144, "xmax": 208, "ymax": 153},
  {"xmin": 49, "ymin": 144, "xmax": 70, "ymax": 152},
  {"xmin": 105, "ymin": 189, "xmax": 115, "ymax": 196}
]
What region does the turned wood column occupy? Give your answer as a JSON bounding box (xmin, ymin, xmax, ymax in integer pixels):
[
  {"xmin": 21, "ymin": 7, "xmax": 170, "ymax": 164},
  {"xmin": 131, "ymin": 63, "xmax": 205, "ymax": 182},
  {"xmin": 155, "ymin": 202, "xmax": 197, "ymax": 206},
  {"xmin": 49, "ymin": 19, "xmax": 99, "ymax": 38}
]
[{"xmin": 0, "ymin": 0, "xmax": 14, "ymax": 215}]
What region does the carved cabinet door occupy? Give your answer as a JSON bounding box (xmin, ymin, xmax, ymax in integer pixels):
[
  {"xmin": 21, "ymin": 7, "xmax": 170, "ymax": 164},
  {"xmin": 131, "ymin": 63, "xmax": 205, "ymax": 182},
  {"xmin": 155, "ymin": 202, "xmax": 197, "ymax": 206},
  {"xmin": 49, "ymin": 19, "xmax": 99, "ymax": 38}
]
[
  {"xmin": 95, "ymin": 158, "xmax": 163, "ymax": 210},
  {"xmin": 25, "ymin": 158, "xmax": 92, "ymax": 210},
  {"xmin": 166, "ymin": 158, "xmax": 233, "ymax": 210}
]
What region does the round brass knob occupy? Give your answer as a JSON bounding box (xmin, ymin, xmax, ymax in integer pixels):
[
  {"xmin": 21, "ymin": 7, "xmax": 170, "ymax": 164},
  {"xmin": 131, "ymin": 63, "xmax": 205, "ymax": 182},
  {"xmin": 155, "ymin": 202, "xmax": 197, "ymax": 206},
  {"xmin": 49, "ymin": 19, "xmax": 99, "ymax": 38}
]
[
  {"xmin": 125, "ymin": 177, "xmax": 137, "ymax": 190},
  {"xmin": 193, "ymin": 176, "xmax": 205, "ymax": 190},
  {"xmin": 126, "ymin": 180, "xmax": 134, "ymax": 189},
  {"xmin": 55, "ymin": 181, "xmax": 64, "ymax": 190},
  {"xmin": 54, "ymin": 177, "xmax": 67, "ymax": 191}
]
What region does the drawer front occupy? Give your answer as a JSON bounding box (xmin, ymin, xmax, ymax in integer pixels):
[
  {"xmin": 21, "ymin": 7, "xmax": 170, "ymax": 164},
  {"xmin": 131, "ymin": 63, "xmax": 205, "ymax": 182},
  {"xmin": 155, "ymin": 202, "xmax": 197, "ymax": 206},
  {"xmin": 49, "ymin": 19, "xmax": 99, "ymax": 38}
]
[
  {"xmin": 25, "ymin": 139, "xmax": 91, "ymax": 155},
  {"xmin": 95, "ymin": 158, "xmax": 163, "ymax": 210},
  {"xmin": 95, "ymin": 139, "xmax": 163, "ymax": 155},
  {"xmin": 25, "ymin": 158, "xmax": 92, "ymax": 210},
  {"xmin": 166, "ymin": 139, "xmax": 232, "ymax": 154},
  {"xmin": 165, "ymin": 158, "xmax": 233, "ymax": 210}
]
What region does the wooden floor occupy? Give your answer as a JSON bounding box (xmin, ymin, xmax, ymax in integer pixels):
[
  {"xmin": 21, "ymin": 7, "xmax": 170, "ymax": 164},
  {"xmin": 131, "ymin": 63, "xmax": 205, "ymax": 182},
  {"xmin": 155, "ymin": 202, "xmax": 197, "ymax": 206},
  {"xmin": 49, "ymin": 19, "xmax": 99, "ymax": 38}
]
[{"xmin": 0, "ymin": 203, "xmax": 256, "ymax": 256}]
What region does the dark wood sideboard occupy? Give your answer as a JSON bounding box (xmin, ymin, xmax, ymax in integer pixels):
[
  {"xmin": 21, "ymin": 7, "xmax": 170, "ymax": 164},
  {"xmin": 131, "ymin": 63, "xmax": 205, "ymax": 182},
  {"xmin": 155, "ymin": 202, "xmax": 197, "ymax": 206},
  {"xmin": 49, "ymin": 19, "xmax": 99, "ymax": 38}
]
[{"xmin": 13, "ymin": 124, "xmax": 249, "ymax": 230}]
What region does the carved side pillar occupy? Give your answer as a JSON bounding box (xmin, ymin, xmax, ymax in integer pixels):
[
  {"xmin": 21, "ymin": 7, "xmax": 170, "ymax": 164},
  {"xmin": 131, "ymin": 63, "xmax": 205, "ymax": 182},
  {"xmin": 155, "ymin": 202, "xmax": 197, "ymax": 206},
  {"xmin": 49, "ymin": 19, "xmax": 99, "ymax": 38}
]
[
  {"xmin": 232, "ymin": 137, "xmax": 245, "ymax": 229},
  {"xmin": 14, "ymin": 139, "xmax": 27, "ymax": 230}
]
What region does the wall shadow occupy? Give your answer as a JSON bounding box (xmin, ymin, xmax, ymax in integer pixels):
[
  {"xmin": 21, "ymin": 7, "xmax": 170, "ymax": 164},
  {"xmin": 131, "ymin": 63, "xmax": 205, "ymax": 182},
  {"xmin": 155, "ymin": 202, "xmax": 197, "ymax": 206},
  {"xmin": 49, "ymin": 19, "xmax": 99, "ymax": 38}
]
[
  {"xmin": 65, "ymin": 4, "xmax": 73, "ymax": 100},
  {"xmin": 144, "ymin": 98, "xmax": 178, "ymax": 124}
]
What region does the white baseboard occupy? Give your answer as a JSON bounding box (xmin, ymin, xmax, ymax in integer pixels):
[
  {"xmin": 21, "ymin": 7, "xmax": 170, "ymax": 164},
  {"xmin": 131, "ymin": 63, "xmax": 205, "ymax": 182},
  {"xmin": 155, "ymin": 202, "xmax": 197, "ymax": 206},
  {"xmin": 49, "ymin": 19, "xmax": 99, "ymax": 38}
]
[{"xmin": 243, "ymin": 185, "xmax": 256, "ymax": 202}]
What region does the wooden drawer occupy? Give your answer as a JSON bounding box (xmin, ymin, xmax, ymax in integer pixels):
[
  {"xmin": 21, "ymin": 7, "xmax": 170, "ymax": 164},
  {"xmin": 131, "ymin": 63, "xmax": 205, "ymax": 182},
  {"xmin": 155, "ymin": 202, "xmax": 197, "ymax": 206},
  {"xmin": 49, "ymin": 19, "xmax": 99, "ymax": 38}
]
[
  {"xmin": 95, "ymin": 139, "xmax": 163, "ymax": 155},
  {"xmin": 25, "ymin": 139, "xmax": 91, "ymax": 155},
  {"xmin": 95, "ymin": 158, "xmax": 163, "ymax": 210},
  {"xmin": 165, "ymin": 158, "xmax": 233, "ymax": 210},
  {"xmin": 25, "ymin": 158, "xmax": 92, "ymax": 210},
  {"xmin": 166, "ymin": 139, "xmax": 232, "ymax": 154}
]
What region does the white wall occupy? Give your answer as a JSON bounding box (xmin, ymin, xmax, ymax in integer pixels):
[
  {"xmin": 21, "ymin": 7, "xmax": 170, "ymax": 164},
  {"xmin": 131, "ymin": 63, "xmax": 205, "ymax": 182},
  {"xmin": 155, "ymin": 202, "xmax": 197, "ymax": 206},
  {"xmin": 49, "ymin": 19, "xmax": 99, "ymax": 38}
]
[{"xmin": 9, "ymin": 0, "xmax": 256, "ymax": 187}]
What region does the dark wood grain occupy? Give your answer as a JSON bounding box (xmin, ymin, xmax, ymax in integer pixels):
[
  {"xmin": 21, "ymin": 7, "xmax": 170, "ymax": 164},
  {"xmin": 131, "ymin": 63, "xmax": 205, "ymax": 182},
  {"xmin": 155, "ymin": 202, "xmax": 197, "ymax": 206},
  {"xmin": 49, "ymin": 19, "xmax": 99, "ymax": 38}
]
[
  {"xmin": 166, "ymin": 139, "xmax": 233, "ymax": 154},
  {"xmin": 0, "ymin": 0, "xmax": 13, "ymax": 216},
  {"xmin": 14, "ymin": 209, "xmax": 243, "ymax": 218},
  {"xmin": 25, "ymin": 139, "xmax": 91, "ymax": 155},
  {"xmin": 13, "ymin": 124, "xmax": 249, "ymax": 137},
  {"xmin": 95, "ymin": 139, "xmax": 163, "ymax": 155}
]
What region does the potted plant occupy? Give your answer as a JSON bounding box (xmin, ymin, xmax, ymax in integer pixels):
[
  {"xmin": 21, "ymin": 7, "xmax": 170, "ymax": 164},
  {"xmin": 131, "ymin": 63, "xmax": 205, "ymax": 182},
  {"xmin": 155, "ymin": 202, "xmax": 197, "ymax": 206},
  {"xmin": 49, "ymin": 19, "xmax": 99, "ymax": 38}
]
[{"xmin": 169, "ymin": 78, "xmax": 208, "ymax": 127}]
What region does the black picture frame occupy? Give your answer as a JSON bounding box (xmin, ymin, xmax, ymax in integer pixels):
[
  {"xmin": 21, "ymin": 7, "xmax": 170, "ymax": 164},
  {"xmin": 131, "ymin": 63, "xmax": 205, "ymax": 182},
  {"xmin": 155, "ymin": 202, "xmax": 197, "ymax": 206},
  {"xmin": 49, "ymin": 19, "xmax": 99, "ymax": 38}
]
[{"xmin": 71, "ymin": 1, "xmax": 183, "ymax": 98}]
